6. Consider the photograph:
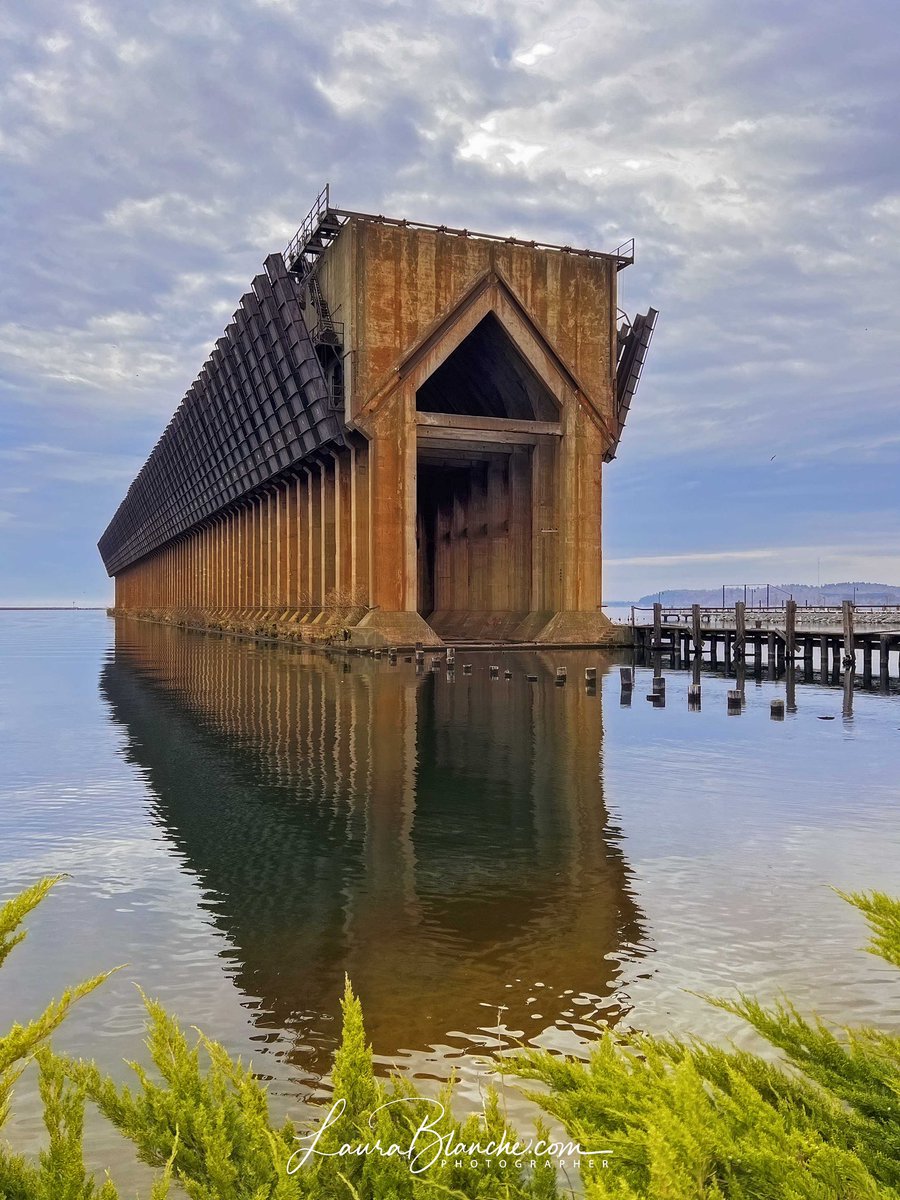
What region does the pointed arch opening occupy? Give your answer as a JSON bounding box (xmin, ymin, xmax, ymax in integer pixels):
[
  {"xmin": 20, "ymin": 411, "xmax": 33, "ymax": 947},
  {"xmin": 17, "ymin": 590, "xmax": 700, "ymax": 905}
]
[{"xmin": 415, "ymin": 312, "xmax": 558, "ymax": 422}]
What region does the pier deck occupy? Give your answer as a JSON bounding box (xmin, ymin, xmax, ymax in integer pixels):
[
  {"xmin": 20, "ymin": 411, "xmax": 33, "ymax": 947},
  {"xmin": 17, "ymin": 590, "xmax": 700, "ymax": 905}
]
[{"xmin": 631, "ymin": 601, "xmax": 900, "ymax": 688}]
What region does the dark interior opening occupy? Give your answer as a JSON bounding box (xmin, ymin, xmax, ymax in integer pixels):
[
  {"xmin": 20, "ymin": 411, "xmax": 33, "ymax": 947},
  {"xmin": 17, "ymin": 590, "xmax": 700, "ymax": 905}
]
[
  {"xmin": 416, "ymin": 312, "xmax": 557, "ymax": 421},
  {"xmin": 416, "ymin": 448, "xmax": 532, "ymax": 632}
]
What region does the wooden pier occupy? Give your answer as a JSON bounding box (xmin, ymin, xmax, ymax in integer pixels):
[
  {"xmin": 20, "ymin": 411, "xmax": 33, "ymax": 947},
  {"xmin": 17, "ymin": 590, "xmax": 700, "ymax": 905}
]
[{"xmin": 631, "ymin": 601, "xmax": 900, "ymax": 689}]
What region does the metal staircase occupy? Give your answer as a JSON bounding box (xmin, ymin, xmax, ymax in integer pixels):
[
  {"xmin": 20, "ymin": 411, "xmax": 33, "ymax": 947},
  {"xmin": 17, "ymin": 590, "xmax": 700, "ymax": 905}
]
[
  {"xmin": 282, "ymin": 187, "xmax": 346, "ymax": 412},
  {"xmin": 283, "ymin": 185, "xmax": 344, "ymax": 279}
]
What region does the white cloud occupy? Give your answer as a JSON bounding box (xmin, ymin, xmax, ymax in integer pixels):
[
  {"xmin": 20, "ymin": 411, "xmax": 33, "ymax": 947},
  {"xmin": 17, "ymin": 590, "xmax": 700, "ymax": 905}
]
[
  {"xmin": 513, "ymin": 41, "xmax": 553, "ymax": 67},
  {"xmin": 0, "ymin": 444, "xmax": 144, "ymax": 484},
  {"xmin": 104, "ymin": 193, "xmax": 226, "ymax": 241},
  {"xmin": 0, "ymin": 318, "xmax": 183, "ymax": 396}
]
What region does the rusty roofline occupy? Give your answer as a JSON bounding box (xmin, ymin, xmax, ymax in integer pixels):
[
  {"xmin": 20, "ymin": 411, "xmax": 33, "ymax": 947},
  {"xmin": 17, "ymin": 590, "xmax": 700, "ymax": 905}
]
[
  {"xmin": 282, "ymin": 187, "xmax": 634, "ymax": 273},
  {"xmin": 332, "ymin": 209, "xmax": 635, "ymax": 268}
]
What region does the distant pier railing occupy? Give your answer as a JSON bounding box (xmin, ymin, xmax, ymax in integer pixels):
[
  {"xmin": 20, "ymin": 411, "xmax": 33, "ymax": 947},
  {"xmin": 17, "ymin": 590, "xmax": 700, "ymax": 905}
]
[
  {"xmin": 630, "ymin": 601, "xmax": 900, "ymax": 690},
  {"xmin": 632, "ymin": 603, "xmax": 900, "ymax": 632}
]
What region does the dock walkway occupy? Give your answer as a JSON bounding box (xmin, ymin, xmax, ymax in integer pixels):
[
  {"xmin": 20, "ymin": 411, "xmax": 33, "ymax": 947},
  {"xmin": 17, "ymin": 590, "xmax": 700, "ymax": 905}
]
[{"xmin": 631, "ymin": 601, "xmax": 900, "ymax": 688}]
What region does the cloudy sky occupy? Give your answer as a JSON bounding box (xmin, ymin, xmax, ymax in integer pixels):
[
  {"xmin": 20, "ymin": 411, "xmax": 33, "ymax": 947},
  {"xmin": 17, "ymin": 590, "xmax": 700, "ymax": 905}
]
[{"xmin": 1, "ymin": 0, "xmax": 898, "ymax": 604}]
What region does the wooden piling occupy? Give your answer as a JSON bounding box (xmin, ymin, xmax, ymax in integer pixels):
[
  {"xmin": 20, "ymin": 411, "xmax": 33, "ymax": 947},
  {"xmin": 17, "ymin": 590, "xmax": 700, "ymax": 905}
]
[
  {"xmin": 734, "ymin": 602, "xmax": 746, "ymax": 662},
  {"xmin": 842, "ymin": 600, "xmax": 855, "ymax": 673},
  {"xmin": 785, "ymin": 600, "xmax": 796, "ymax": 659},
  {"xmin": 803, "ymin": 636, "xmax": 813, "ymax": 680},
  {"xmin": 653, "ymin": 602, "xmax": 662, "ymax": 649},
  {"xmin": 691, "ymin": 604, "xmax": 701, "ymax": 659},
  {"xmin": 770, "ymin": 698, "xmax": 785, "ymax": 720},
  {"xmin": 786, "ymin": 661, "xmax": 797, "ymax": 713},
  {"xmin": 688, "ymin": 682, "xmax": 701, "ymax": 709}
]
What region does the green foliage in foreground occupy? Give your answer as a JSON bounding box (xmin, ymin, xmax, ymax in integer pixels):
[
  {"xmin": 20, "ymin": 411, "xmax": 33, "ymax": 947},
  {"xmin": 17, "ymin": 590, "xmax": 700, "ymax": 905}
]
[
  {"xmin": 507, "ymin": 890, "xmax": 900, "ymax": 1199},
  {"xmin": 0, "ymin": 880, "xmax": 898, "ymax": 1199},
  {"xmin": 0, "ymin": 879, "xmax": 554, "ymax": 1199}
]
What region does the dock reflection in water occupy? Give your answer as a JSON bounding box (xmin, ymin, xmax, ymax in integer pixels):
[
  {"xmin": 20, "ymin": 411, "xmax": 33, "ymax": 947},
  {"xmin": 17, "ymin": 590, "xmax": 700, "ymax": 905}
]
[{"xmin": 101, "ymin": 619, "xmax": 644, "ymax": 1084}]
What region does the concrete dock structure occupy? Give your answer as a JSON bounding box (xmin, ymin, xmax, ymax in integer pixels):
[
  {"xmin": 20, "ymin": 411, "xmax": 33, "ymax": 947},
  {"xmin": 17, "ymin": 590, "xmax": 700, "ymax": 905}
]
[{"xmin": 100, "ymin": 188, "xmax": 656, "ymax": 647}]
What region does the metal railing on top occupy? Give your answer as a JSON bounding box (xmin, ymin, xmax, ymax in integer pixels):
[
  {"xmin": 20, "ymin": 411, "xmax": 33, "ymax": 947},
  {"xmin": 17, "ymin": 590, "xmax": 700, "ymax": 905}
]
[
  {"xmin": 283, "ymin": 184, "xmax": 330, "ymax": 272},
  {"xmin": 281, "ymin": 184, "xmax": 637, "ymax": 272}
]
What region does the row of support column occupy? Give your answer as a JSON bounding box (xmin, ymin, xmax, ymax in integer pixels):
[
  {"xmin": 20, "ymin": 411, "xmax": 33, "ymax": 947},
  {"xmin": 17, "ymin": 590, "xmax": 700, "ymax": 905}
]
[{"xmin": 113, "ymin": 445, "xmax": 370, "ymax": 619}]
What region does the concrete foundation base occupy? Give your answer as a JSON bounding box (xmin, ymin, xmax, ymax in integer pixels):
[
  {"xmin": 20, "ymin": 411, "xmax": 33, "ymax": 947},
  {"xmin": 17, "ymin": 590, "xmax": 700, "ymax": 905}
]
[
  {"xmin": 349, "ymin": 610, "xmax": 444, "ymax": 648},
  {"xmin": 533, "ymin": 610, "xmax": 628, "ymax": 646}
]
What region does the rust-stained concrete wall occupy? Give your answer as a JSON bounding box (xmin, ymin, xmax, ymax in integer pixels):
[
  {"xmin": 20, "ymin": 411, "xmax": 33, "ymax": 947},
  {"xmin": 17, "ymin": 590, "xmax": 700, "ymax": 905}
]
[
  {"xmin": 338, "ymin": 220, "xmax": 616, "ymax": 432},
  {"xmin": 112, "ymin": 214, "xmax": 628, "ymax": 647}
]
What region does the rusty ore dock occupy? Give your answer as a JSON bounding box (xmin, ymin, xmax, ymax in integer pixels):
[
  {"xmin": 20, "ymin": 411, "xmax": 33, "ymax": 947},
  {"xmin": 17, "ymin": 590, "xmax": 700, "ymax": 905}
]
[{"xmin": 99, "ymin": 189, "xmax": 656, "ymax": 648}]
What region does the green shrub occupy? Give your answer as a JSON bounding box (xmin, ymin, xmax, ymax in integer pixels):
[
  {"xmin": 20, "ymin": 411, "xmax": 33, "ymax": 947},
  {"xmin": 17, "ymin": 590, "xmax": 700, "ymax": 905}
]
[
  {"xmin": 0, "ymin": 877, "xmax": 126, "ymax": 1198},
  {"xmin": 506, "ymin": 890, "xmax": 900, "ymax": 1199},
  {"xmin": 0, "ymin": 879, "xmax": 555, "ymax": 1198},
  {"xmin": 0, "ymin": 879, "xmax": 898, "ymax": 1198}
]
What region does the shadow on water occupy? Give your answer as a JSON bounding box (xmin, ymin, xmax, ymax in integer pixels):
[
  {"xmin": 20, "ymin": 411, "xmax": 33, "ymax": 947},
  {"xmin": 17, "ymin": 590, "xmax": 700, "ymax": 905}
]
[{"xmin": 100, "ymin": 619, "xmax": 646, "ymax": 1085}]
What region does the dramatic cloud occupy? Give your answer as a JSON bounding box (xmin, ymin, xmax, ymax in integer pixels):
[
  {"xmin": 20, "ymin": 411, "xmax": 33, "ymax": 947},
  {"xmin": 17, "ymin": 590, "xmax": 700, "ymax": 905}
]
[{"xmin": 1, "ymin": 0, "xmax": 898, "ymax": 601}]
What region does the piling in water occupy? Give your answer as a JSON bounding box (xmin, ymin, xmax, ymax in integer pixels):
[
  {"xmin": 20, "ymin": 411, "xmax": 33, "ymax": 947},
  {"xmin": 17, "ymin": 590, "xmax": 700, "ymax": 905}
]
[
  {"xmin": 619, "ymin": 666, "xmax": 633, "ymax": 688},
  {"xmin": 727, "ymin": 689, "xmax": 742, "ymax": 713},
  {"xmin": 771, "ymin": 698, "xmax": 785, "ymax": 720},
  {"xmin": 688, "ymin": 683, "xmax": 701, "ymax": 709}
]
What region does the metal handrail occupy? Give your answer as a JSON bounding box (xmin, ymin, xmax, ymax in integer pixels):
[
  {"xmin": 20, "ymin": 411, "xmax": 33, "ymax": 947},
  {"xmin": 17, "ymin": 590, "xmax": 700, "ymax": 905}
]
[
  {"xmin": 283, "ymin": 184, "xmax": 330, "ymax": 270},
  {"xmin": 632, "ymin": 604, "xmax": 900, "ymax": 614},
  {"xmin": 282, "ymin": 185, "xmax": 636, "ymax": 269}
]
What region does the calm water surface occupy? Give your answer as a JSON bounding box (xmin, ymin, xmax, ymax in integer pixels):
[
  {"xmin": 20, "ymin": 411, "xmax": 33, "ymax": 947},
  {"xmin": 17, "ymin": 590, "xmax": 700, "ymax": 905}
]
[{"xmin": 1, "ymin": 612, "xmax": 899, "ymax": 1188}]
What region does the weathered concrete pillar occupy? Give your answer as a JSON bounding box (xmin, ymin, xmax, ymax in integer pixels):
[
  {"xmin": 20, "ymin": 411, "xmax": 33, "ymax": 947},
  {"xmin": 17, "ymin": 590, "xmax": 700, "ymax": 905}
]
[
  {"xmin": 349, "ymin": 439, "xmax": 370, "ymax": 609},
  {"xmin": 335, "ymin": 449, "xmax": 352, "ymax": 601}
]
